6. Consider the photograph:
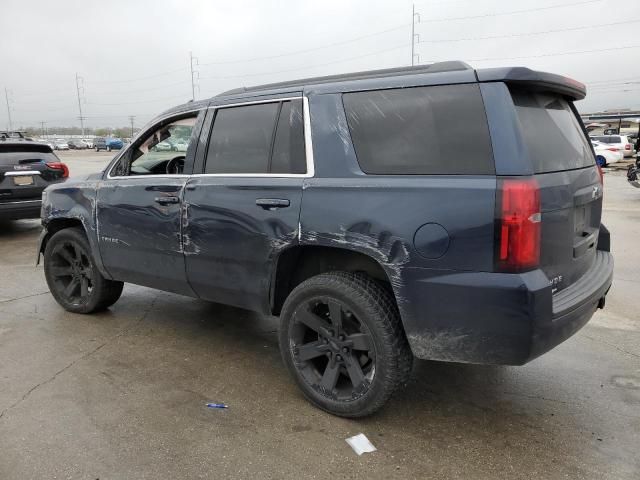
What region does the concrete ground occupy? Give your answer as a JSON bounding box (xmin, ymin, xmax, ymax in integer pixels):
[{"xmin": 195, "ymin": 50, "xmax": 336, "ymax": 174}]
[{"xmin": 0, "ymin": 151, "xmax": 638, "ymax": 479}]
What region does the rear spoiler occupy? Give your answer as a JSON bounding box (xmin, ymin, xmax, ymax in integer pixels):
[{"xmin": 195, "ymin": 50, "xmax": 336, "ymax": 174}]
[{"xmin": 475, "ymin": 67, "xmax": 586, "ymax": 100}]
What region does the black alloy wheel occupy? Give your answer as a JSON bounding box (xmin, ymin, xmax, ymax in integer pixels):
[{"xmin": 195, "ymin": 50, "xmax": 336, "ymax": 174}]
[
  {"xmin": 290, "ymin": 297, "xmax": 376, "ymax": 401},
  {"xmin": 279, "ymin": 272, "xmax": 412, "ymax": 417},
  {"xmin": 48, "ymin": 239, "xmax": 95, "ymax": 307},
  {"xmin": 44, "ymin": 228, "xmax": 124, "ymax": 314}
]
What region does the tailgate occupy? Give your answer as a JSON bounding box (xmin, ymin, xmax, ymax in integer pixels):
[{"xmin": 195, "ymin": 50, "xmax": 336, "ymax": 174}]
[{"xmin": 510, "ymin": 87, "xmax": 602, "ymax": 294}]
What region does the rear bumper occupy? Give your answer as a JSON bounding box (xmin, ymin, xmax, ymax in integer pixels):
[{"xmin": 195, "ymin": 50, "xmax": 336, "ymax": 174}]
[
  {"xmin": 399, "ymin": 250, "xmax": 613, "ymax": 365},
  {"xmin": 0, "ymin": 199, "xmax": 42, "ymax": 220}
]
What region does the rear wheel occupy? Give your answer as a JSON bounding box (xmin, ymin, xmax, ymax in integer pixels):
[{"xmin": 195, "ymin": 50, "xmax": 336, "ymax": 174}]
[
  {"xmin": 44, "ymin": 228, "xmax": 123, "ymax": 314},
  {"xmin": 279, "ymin": 272, "xmax": 412, "ymax": 417},
  {"xmin": 107, "ymin": 146, "xmax": 111, "ymax": 152},
  {"xmin": 596, "ymin": 155, "xmax": 607, "ymax": 167}
]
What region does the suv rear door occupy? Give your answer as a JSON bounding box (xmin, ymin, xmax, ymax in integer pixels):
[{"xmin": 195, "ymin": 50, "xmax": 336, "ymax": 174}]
[
  {"xmin": 508, "ymin": 87, "xmax": 602, "ymax": 294},
  {"xmin": 183, "ymin": 97, "xmax": 308, "ymax": 313}
]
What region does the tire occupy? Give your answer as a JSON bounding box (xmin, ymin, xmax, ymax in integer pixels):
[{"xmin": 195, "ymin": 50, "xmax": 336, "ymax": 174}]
[
  {"xmin": 596, "ymin": 155, "xmax": 607, "ymax": 167},
  {"xmin": 107, "ymin": 146, "xmax": 111, "ymax": 152},
  {"xmin": 279, "ymin": 272, "xmax": 413, "ymax": 417},
  {"xmin": 95, "ymin": 147, "xmax": 99, "ymax": 152},
  {"xmin": 44, "ymin": 227, "xmax": 124, "ymax": 314}
]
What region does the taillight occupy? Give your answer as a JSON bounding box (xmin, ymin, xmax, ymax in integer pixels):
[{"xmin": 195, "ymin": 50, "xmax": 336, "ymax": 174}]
[
  {"xmin": 496, "ymin": 178, "xmax": 541, "ymax": 272},
  {"xmin": 625, "ymin": 144, "xmax": 631, "ymax": 150},
  {"xmin": 46, "ymin": 162, "xmax": 69, "ymax": 178}
]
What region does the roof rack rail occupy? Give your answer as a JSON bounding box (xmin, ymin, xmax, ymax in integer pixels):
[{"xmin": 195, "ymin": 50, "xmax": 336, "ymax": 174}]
[{"xmin": 217, "ymin": 61, "xmax": 472, "ymax": 96}]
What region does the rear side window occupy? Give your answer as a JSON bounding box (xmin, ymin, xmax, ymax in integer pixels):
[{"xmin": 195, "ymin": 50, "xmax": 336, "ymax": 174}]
[
  {"xmin": 511, "ymin": 89, "xmax": 593, "ymax": 173},
  {"xmin": 343, "ymin": 84, "xmax": 494, "ymax": 175}
]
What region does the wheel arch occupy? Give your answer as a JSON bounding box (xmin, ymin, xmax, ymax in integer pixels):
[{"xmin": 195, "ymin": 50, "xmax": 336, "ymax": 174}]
[
  {"xmin": 39, "ymin": 216, "xmax": 112, "ymax": 279},
  {"xmin": 270, "ymin": 245, "xmax": 396, "ymax": 316}
]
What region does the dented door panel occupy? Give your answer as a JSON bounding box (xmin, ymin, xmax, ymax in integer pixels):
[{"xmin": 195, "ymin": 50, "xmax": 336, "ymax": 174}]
[{"xmin": 96, "ymin": 176, "xmax": 195, "ymax": 295}]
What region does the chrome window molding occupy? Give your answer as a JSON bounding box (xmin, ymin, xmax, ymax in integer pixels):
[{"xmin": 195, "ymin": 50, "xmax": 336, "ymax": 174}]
[
  {"xmin": 5, "ymin": 170, "xmax": 41, "ymax": 176},
  {"xmin": 0, "ymin": 199, "xmax": 42, "ymax": 204},
  {"xmin": 106, "ymin": 96, "xmax": 315, "ymax": 180}
]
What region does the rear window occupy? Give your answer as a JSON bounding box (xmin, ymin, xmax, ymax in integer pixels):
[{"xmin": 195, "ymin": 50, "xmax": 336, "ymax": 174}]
[
  {"xmin": 511, "ymin": 89, "xmax": 593, "ymax": 173},
  {"xmin": 0, "ymin": 143, "xmax": 58, "ymax": 166},
  {"xmin": 343, "ymin": 84, "xmax": 494, "ymax": 175}
]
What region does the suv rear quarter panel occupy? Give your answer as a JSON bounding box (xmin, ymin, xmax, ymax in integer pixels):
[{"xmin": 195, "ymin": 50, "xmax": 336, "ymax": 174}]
[{"xmin": 301, "ymin": 92, "xmax": 498, "ymax": 354}]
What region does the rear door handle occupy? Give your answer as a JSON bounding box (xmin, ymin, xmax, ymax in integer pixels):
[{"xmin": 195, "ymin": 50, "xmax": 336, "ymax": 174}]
[
  {"xmin": 255, "ymin": 198, "xmax": 290, "ymax": 210},
  {"xmin": 155, "ymin": 196, "xmax": 180, "ymax": 205}
]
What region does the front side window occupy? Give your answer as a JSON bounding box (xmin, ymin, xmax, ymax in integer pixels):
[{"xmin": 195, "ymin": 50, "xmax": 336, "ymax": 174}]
[
  {"xmin": 111, "ymin": 115, "xmax": 198, "ymax": 176},
  {"xmin": 204, "ymin": 99, "xmax": 306, "ymax": 175}
]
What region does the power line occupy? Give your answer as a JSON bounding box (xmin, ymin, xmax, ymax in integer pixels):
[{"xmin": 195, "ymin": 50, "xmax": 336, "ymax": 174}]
[
  {"xmin": 420, "ymin": 0, "xmax": 601, "ymax": 23},
  {"xmin": 454, "ymin": 44, "xmax": 640, "ymax": 63},
  {"xmin": 87, "ymin": 80, "xmax": 192, "ymax": 96},
  {"xmin": 197, "ymin": 24, "xmax": 410, "ymax": 66},
  {"xmin": 417, "ymin": 19, "xmax": 640, "ymax": 43},
  {"xmin": 586, "ymin": 75, "xmax": 640, "ymax": 85},
  {"xmin": 87, "ymin": 93, "xmax": 189, "ymax": 106},
  {"xmin": 199, "ymin": 43, "xmax": 408, "ymax": 82},
  {"xmin": 84, "ymin": 67, "xmax": 189, "ymax": 85}
]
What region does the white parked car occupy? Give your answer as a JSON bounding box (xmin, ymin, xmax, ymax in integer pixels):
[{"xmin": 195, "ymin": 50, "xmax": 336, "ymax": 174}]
[
  {"xmin": 590, "ymin": 134, "xmax": 635, "ymax": 157},
  {"xmin": 82, "ymin": 138, "xmax": 94, "ymax": 148},
  {"xmin": 53, "ymin": 139, "xmax": 69, "ymax": 150},
  {"xmin": 592, "ymin": 140, "xmax": 623, "ymax": 166}
]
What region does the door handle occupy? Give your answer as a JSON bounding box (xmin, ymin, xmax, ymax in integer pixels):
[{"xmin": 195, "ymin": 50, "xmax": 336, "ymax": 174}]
[
  {"xmin": 255, "ymin": 198, "xmax": 290, "ymax": 210},
  {"xmin": 154, "ymin": 196, "xmax": 180, "ymax": 205}
]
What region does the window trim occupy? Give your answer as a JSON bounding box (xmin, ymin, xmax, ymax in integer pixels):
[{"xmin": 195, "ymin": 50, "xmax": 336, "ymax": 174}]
[{"xmin": 194, "ymin": 96, "xmax": 314, "ymax": 178}]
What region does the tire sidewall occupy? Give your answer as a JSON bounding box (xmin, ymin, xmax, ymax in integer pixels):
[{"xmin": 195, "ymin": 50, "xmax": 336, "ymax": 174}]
[{"xmin": 279, "ymin": 275, "xmax": 396, "ymax": 417}]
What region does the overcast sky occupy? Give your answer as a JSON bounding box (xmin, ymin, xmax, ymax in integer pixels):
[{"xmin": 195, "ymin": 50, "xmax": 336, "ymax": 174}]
[{"xmin": 1, "ymin": 0, "xmax": 639, "ymax": 130}]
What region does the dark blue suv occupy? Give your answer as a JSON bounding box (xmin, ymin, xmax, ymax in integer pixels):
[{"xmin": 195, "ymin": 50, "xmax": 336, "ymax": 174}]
[{"xmin": 37, "ymin": 62, "xmax": 613, "ymax": 417}]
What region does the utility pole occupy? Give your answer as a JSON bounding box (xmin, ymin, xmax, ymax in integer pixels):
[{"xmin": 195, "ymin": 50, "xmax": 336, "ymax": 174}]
[
  {"xmin": 411, "ymin": 4, "xmax": 421, "ymax": 66},
  {"xmin": 189, "ymin": 51, "xmax": 199, "ymax": 101},
  {"xmin": 75, "ymin": 73, "xmax": 86, "ymax": 137},
  {"xmin": 4, "ymin": 88, "xmax": 12, "ymax": 131},
  {"xmin": 128, "ymin": 115, "xmax": 135, "ymax": 139},
  {"xmin": 40, "ymin": 121, "xmax": 47, "ymax": 138}
]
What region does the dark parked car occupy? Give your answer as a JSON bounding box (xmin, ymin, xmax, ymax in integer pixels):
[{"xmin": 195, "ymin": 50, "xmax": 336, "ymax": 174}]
[
  {"xmin": 94, "ymin": 137, "xmax": 124, "ymax": 152},
  {"xmin": 37, "ymin": 62, "xmax": 613, "ymax": 417},
  {"xmin": 67, "ymin": 139, "xmax": 87, "ymax": 149},
  {"xmin": 0, "ymin": 142, "xmax": 68, "ymax": 220}
]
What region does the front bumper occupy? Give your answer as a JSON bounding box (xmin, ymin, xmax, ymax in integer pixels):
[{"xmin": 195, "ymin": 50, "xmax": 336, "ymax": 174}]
[
  {"xmin": 399, "ymin": 250, "xmax": 613, "ymax": 365},
  {"xmin": 0, "ymin": 199, "xmax": 42, "ymax": 220}
]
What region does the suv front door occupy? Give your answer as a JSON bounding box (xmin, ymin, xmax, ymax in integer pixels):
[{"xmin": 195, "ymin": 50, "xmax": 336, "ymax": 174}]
[
  {"xmin": 96, "ymin": 111, "xmax": 204, "ymax": 295},
  {"xmin": 183, "ymin": 97, "xmax": 310, "ymax": 312}
]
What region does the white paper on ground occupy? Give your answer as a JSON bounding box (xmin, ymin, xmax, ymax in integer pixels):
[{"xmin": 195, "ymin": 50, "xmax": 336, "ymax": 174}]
[{"xmin": 345, "ymin": 433, "xmax": 377, "ymax": 455}]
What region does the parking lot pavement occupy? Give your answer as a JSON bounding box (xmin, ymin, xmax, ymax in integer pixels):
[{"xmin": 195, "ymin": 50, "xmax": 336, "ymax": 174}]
[
  {"xmin": 55, "ymin": 149, "xmax": 115, "ymax": 178},
  {"xmin": 0, "ymin": 169, "xmax": 638, "ymax": 479}
]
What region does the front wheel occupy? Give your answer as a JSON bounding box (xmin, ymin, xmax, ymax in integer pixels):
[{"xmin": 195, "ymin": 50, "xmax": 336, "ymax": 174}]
[
  {"xmin": 44, "ymin": 227, "xmax": 124, "ymax": 314},
  {"xmin": 279, "ymin": 272, "xmax": 413, "ymax": 417}
]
